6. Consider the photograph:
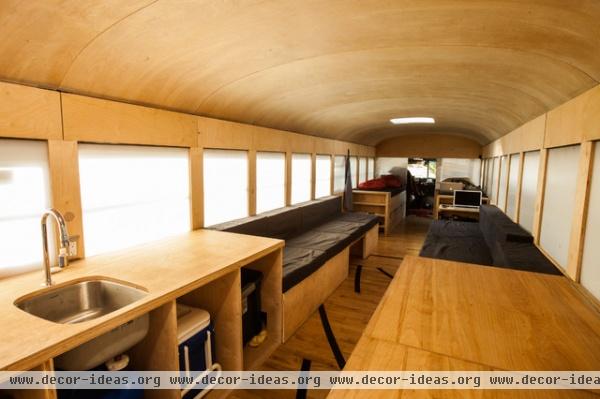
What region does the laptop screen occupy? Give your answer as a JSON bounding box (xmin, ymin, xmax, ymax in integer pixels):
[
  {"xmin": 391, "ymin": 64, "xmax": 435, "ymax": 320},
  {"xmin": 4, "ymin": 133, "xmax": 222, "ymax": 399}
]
[{"xmin": 453, "ymin": 190, "xmax": 482, "ymax": 207}]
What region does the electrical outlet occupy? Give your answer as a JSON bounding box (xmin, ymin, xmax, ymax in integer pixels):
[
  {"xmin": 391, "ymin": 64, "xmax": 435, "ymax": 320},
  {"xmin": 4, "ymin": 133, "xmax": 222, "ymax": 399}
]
[{"xmin": 69, "ymin": 240, "xmax": 78, "ymax": 257}]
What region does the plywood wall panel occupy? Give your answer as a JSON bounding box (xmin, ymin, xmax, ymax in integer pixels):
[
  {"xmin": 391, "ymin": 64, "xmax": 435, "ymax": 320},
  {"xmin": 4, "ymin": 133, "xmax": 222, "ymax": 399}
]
[
  {"xmin": 519, "ymin": 115, "xmax": 546, "ymax": 152},
  {"xmin": 198, "ymin": 117, "xmax": 253, "ymax": 150},
  {"xmin": 253, "ymin": 127, "xmax": 289, "ymax": 152},
  {"xmin": 0, "ymin": 82, "xmax": 62, "ymax": 140},
  {"xmin": 377, "ymin": 134, "xmax": 481, "ymax": 159},
  {"xmin": 62, "ymin": 94, "xmax": 197, "ymax": 147},
  {"xmin": 545, "ymin": 85, "xmax": 600, "ymax": 148},
  {"xmin": 315, "ymin": 137, "xmax": 336, "ymax": 154},
  {"xmin": 483, "ymin": 114, "xmax": 545, "ymax": 157}
]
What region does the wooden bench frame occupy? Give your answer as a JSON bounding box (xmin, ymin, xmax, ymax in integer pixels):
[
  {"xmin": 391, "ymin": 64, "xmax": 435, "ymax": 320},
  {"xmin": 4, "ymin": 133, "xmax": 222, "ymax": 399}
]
[{"xmin": 282, "ymin": 224, "xmax": 378, "ymax": 341}]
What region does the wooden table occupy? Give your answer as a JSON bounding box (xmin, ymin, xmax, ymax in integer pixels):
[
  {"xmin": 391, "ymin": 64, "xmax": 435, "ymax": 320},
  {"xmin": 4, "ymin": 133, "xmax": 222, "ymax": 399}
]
[{"xmin": 328, "ymin": 256, "xmax": 600, "ymax": 398}]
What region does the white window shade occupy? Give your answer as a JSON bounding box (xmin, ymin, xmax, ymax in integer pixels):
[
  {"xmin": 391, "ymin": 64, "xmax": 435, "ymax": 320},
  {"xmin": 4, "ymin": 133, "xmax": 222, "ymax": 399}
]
[
  {"xmin": 376, "ymin": 157, "xmax": 408, "ymax": 177},
  {"xmin": 315, "ymin": 155, "xmax": 332, "ymax": 198},
  {"xmin": 358, "ymin": 157, "xmax": 367, "ymax": 184},
  {"xmin": 519, "ymin": 151, "xmax": 540, "ymax": 232},
  {"xmin": 256, "ymin": 152, "xmax": 285, "ymax": 214},
  {"xmin": 439, "ymin": 158, "xmax": 481, "ymax": 185},
  {"xmin": 540, "ymin": 145, "xmax": 580, "ymax": 269},
  {"xmin": 497, "ymin": 156, "xmax": 509, "ymax": 211},
  {"xmin": 333, "ymin": 156, "xmax": 345, "ymax": 193},
  {"xmin": 0, "ymin": 139, "xmax": 52, "ymax": 278},
  {"xmin": 491, "ymin": 157, "xmax": 501, "ymax": 204},
  {"xmin": 350, "ymin": 157, "xmax": 357, "ymax": 188},
  {"xmin": 506, "ymin": 154, "xmax": 520, "ymax": 220},
  {"xmin": 203, "ymin": 149, "xmax": 248, "ymax": 226},
  {"xmin": 79, "ymin": 144, "xmax": 190, "ymax": 256},
  {"xmin": 291, "ymin": 153, "xmax": 312, "ymax": 204},
  {"xmin": 368, "ymin": 158, "xmax": 375, "ymax": 179}
]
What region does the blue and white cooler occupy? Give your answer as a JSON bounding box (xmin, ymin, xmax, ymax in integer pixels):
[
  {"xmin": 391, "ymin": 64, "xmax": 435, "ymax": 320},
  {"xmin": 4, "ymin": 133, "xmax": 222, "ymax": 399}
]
[{"xmin": 176, "ymin": 304, "xmax": 221, "ymax": 399}]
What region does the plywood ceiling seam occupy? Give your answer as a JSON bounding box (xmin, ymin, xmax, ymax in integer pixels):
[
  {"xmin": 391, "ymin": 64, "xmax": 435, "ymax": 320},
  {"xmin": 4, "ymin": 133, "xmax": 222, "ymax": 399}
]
[{"xmin": 56, "ymin": 0, "xmax": 161, "ymax": 89}]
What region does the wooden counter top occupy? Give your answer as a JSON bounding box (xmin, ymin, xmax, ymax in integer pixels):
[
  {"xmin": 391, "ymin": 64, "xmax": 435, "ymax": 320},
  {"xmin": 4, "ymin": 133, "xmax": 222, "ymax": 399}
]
[
  {"xmin": 0, "ymin": 229, "xmax": 283, "ymax": 371},
  {"xmin": 328, "ymin": 256, "xmax": 600, "ymax": 398}
]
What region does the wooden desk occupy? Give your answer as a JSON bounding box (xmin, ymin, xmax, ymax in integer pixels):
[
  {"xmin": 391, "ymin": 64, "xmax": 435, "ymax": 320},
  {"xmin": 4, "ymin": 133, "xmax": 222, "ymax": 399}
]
[
  {"xmin": 434, "ymin": 193, "xmax": 489, "ymax": 219},
  {"xmin": 328, "ymin": 256, "xmax": 600, "ymax": 398},
  {"xmin": 437, "ymin": 204, "xmax": 480, "ymax": 220}
]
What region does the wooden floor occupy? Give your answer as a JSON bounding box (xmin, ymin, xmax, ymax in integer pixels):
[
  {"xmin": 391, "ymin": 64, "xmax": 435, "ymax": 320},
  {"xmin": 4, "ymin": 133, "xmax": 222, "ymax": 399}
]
[{"xmin": 231, "ymin": 216, "xmax": 431, "ymax": 399}]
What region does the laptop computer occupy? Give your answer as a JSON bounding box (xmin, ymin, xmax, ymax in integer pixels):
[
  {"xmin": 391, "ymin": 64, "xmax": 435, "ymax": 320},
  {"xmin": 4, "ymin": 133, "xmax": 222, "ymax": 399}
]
[{"xmin": 453, "ymin": 190, "xmax": 482, "ymax": 208}]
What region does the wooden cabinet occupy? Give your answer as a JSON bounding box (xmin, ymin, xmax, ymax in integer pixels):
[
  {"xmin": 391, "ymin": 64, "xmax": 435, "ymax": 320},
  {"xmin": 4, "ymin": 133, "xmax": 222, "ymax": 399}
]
[
  {"xmin": 1, "ymin": 243, "xmax": 283, "ymax": 399},
  {"xmin": 352, "ymin": 190, "xmax": 406, "ymax": 235}
]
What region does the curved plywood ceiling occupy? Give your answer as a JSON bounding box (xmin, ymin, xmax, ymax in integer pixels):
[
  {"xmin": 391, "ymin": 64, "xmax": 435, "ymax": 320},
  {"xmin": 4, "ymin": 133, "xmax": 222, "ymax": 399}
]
[{"xmin": 1, "ymin": 0, "xmax": 599, "ymax": 145}]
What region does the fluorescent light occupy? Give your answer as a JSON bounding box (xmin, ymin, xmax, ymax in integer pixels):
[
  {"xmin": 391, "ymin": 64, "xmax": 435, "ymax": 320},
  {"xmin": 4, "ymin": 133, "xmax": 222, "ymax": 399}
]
[{"xmin": 390, "ymin": 117, "xmax": 435, "ymax": 125}]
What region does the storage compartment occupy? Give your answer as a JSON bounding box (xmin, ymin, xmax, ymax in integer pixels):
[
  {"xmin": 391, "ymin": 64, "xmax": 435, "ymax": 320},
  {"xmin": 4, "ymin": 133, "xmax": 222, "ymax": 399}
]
[
  {"xmin": 57, "ymin": 363, "xmax": 144, "ymax": 399},
  {"xmin": 241, "ymin": 249, "xmax": 283, "ymax": 370},
  {"xmin": 55, "ymin": 314, "xmax": 149, "ymax": 371},
  {"xmin": 176, "ymin": 304, "xmax": 220, "ymax": 399},
  {"xmin": 241, "ymin": 268, "xmax": 264, "ymax": 345}
]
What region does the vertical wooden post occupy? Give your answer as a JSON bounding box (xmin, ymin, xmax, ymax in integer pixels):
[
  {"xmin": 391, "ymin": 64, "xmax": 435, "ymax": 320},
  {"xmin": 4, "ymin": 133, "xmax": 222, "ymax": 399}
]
[
  {"xmin": 330, "ymin": 154, "xmax": 335, "ymax": 195},
  {"xmin": 189, "ymin": 146, "xmax": 203, "ymax": 229},
  {"xmin": 567, "ymin": 141, "xmax": 595, "ymax": 281},
  {"xmin": 248, "ymin": 149, "xmax": 257, "ymax": 215},
  {"xmin": 311, "ymin": 153, "xmax": 316, "ymax": 200},
  {"xmin": 47, "ymin": 140, "xmax": 85, "ymax": 259},
  {"xmin": 285, "ymin": 151, "xmax": 292, "ymax": 205},
  {"xmin": 494, "ymin": 156, "xmax": 503, "ymax": 206},
  {"xmin": 129, "ymin": 301, "xmax": 180, "ymax": 399},
  {"xmin": 501, "ymin": 155, "xmax": 511, "ymax": 212},
  {"xmin": 532, "ymin": 148, "xmax": 549, "ymax": 244}
]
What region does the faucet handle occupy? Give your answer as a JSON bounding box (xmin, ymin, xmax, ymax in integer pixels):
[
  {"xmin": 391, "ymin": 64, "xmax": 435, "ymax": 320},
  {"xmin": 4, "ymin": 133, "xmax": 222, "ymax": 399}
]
[{"xmin": 58, "ymin": 248, "xmax": 69, "ymax": 268}]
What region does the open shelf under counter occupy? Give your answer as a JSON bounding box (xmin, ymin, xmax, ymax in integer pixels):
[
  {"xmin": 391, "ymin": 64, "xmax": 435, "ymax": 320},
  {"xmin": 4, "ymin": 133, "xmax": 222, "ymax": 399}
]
[
  {"xmin": 0, "ymin": 360, "xmax": 57, "ymax": 399},
  {"xmin": 241, "ymin": 249, "xmax": 283, "ymax": 371},
  {"xmin": 128, "ymin": 301, "xmax": 180, "ymax": 399}
]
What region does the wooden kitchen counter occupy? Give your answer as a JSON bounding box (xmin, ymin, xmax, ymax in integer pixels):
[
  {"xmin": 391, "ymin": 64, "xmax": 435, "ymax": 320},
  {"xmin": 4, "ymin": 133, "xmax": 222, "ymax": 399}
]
[
  {"xmin": 328, "ymin": 256, "xmax": 600, "ymax": 398},
  {"xmin": 0, "ymin": 229, "xmax": 284, "ymax": 371}
]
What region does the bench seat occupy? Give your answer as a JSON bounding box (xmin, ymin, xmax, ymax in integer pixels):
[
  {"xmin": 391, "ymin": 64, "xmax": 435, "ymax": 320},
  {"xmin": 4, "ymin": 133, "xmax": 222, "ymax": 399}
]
[
  {"xmin": 210, "ymin": 196, "xmax": 379, "ymax": 291},
  {"xmin": 420, "ymin": 205, "xmax": 561, "ymax": 275}
]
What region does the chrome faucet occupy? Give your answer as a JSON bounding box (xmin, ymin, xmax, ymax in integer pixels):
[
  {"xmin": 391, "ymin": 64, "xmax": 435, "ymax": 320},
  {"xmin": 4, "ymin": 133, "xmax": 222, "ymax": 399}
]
[{"xmin": 41, "ymin": 209, "xmax": 73, "ymax": 286}]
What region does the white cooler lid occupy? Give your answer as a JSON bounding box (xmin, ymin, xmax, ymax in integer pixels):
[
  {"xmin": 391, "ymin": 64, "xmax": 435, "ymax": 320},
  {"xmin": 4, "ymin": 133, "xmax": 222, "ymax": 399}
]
[{"xmin": 176, "ymin": 304, "xmax": 211, "ymax": 343}]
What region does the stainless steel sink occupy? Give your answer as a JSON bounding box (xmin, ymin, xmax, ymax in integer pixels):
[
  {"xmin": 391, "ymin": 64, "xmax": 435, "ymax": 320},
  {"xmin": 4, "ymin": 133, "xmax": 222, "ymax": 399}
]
[
  {"xmin": 15, "ymin": 278, "xmax": 148, "ymax": 323},
  {"xmin": 15, "ymin": 278, "xmax": 150, "ymax": 370}
]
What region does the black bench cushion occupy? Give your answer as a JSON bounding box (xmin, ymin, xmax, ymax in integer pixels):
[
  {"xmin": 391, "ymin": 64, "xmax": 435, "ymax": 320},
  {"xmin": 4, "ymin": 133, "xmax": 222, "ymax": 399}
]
[
  {"xmin": 282, "ymin": 247, "xmax": 329, "ymax": 292},
  {"xmin": 210, "ymin": 196, "xmax": 379, "ymax": 291},
  {"xmin": 420, "ymin": 234, "xmax": 493, "ymax": 266},
  {"xmin": 421, "ymin": 206, "xmax": 560, "ymax": 275},
  {"xmin": 299, "ymin": 196, "xmax": 342, "ymax": 231},
  {"xmin": 426, "ymin": 220, "xmax": 482, "ymax": 238},
  {"xmin": 209, "ymin": 215, "xmax": 269, "ymax": 235},
  {"xmin": 287, "ymin": 230, "xmax": 352, "ymax": 257},
  {"xmin": 313, "ymin": 219, "xmax": 366, "ymax": 242},
  {"xmin": 479, "ymin": 205, "xmax": 533, "ymax": 244},
  {"xmin": 261, "ymin": 206, "xmax": 303, "ymax": 240},
  {"xmin": 492, "ymin": 241, "xmax": 562, "ymax": 275},
  {"xmin": 337, "ymin": 212, "xmax": 379, "ymax": 232}
]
